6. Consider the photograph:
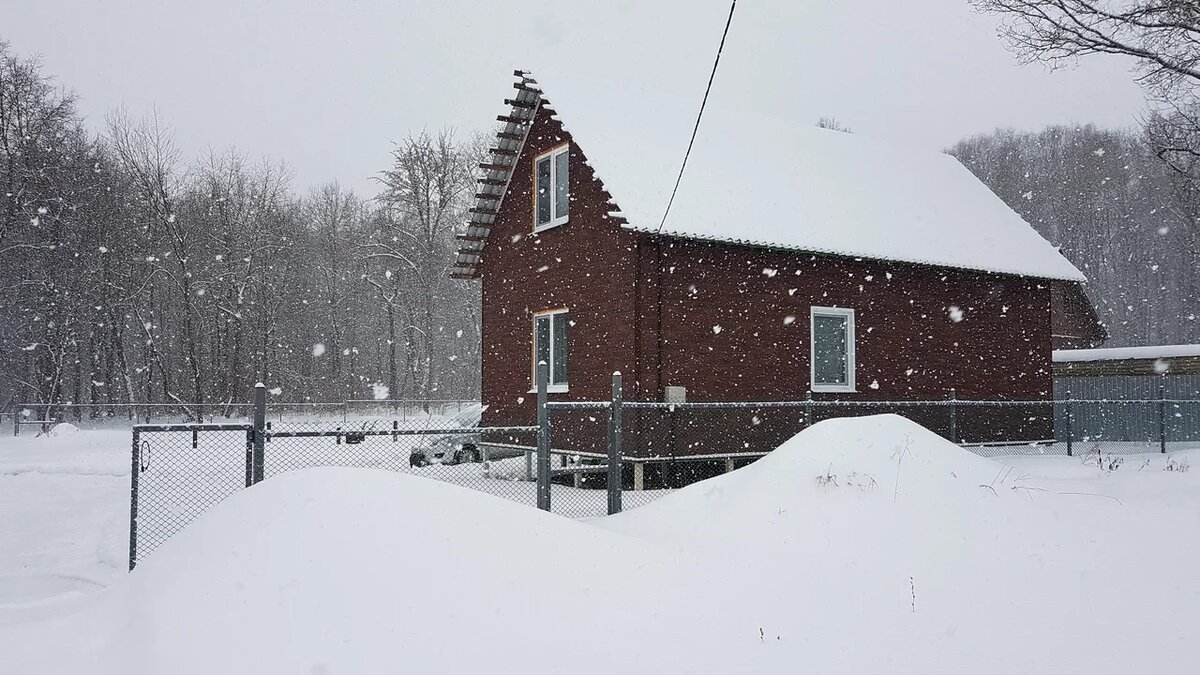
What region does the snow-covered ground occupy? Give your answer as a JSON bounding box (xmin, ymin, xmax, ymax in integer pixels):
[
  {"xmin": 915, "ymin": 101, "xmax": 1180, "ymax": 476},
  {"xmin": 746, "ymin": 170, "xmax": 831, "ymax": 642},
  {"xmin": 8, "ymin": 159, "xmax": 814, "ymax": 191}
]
[{"xmin": 1, "ymin": 415, "xmax": 1198, "ymax": 673}]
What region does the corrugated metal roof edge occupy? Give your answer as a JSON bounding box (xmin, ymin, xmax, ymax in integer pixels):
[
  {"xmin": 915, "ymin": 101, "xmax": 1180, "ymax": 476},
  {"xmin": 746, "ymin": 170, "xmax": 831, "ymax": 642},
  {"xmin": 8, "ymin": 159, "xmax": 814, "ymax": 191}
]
[{"xmin": 622, "ymin": 223, "xmax": 1088, "ymax": 283}]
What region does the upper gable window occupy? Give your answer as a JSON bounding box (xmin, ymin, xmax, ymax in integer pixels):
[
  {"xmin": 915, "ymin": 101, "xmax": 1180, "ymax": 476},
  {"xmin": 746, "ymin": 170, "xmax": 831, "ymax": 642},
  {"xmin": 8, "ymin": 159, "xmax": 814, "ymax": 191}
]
[{"xmin": 534, "ymin": 145, "xmax": 569, "ymax": 231}]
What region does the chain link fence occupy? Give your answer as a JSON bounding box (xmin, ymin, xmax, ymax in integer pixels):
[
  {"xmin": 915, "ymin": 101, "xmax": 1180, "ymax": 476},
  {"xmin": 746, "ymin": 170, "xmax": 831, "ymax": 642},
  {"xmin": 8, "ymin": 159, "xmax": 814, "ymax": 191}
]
[
  {"xmin": 128, "ymin": 375, "xmax": 1200, "ymax": 569},
  {"xmin": 128, "ymin": 392, "xmax": 544, "ymax": 569}
]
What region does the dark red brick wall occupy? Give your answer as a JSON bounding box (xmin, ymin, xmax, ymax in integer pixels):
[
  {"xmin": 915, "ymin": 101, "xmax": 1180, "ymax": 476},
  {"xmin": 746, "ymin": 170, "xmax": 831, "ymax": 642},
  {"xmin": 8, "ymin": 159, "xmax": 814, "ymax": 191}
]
[
  {"xmin": 637, "ymin": 237, "xmax": 1055, "ymax": 450},
  {"xmin": 651, "ymin": 237, "xmax": 1054, "ymax": 403}
]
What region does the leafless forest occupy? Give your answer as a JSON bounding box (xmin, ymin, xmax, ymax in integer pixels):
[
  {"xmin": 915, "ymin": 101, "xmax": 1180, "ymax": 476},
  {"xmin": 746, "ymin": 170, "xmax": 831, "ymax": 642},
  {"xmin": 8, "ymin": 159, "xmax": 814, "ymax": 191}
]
[
  {"xmin": 1, "ymin": 42, "xmax": 480, "ymax": 411},
  {"xmin": 1, "ymin": 32, "xmax": 1197, "ymax": 410}
]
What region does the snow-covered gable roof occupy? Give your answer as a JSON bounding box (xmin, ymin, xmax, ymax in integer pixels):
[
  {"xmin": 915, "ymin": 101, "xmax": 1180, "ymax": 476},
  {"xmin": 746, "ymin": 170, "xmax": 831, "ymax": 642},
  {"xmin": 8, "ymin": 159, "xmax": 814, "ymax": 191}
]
[
  {"xmin": 454, "ymin": 2, "xmax": 1085, "ymax": 282},
  {"xmin": 530, "ymin": 71, "xmax": 1084, "ymax": 282}
]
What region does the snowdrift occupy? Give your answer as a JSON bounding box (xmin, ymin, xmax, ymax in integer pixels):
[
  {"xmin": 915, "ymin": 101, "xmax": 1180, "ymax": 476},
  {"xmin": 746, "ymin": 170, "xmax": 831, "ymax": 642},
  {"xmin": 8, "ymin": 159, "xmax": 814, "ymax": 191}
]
[
  {"xmin": 601, "ymin": 414, "xmax": 1200, "ymax": 674},
  {"xmin": 7, "ymin": 415, "xmax": 1199, "ymax": 675},
  {"xmin": 10, "ymin": 468, "xmax": 748, "ymax": 675},
  {"xmin": 606, "ymin": 413, "xmax": 1019, "ymax": 542}
]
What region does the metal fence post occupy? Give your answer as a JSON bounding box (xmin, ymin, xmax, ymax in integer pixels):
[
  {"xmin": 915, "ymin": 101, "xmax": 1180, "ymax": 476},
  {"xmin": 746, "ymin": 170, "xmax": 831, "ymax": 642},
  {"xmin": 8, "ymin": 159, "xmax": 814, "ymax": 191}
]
[
  {"xmin": 244, "ymin": 428, "xmax": 254, "ymax": 488},
  {"xmin": 536, "ymin": 361, "xmax": 551, "ymax": 512},
  {"xmin": 1064, "ymin": 390, "xmax": 1073, "ymax": 457},
  {"xmin": 948, "ymin": 388, "xmax": 958, "ymax": 444},
  {"xmin": 252, "ymin": 383, "xmax": 267, "ymax": 484},
  {"xmin": 804, "ymin": 391, "xmax": 813, "ymax": 428},
  {"xmin": 12, "ymin": 409, "xmax": 18, "ymax": 437},
  {"xmin": 1159, "ymin": 383, "xmax": 1168, "ymax": 454},
  {"xmin": 128, "ymin": 428, "xmax": 141, "ymax": 571},
  {"xmin": 607, "ymin": 371, "xmax": 623, "ymax": 515}
]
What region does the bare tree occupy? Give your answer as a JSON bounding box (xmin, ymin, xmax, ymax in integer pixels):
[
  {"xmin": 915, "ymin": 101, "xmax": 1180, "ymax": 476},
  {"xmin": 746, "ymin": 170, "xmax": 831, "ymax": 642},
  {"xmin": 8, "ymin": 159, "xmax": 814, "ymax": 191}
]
[
  {"xmin": 973, "ymin": 1, "xmax": 1200, "ymax": 186},
  {"xmin": 370, "ymin": 129, "xmax": 476, "ymax": 399}
]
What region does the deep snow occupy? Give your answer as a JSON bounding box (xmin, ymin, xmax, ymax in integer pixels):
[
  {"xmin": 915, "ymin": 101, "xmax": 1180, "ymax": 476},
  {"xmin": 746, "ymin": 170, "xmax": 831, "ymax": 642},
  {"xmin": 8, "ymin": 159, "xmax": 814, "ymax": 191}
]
[{"xmin": 2, "ymin": 415, "xmax": 1198, "ymax": 674}]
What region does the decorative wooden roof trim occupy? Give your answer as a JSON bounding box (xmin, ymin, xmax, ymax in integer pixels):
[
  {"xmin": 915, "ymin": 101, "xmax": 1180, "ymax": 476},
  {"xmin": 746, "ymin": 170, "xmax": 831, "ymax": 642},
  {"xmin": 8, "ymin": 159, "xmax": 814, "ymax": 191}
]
[{"xmin": 451, "ymin": 71, "xmax": 543, "ymax": 278}]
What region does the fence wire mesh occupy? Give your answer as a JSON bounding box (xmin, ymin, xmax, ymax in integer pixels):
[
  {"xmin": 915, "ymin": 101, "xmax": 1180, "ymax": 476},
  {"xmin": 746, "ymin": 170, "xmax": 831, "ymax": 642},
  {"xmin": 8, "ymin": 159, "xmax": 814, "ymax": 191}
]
[
  {"xmin": 129, "ymin": 392, "xmax": 1199, "ymax": 569},
  {"xmin": 130, "ymin": 417, "xmax": 537, "ymax": 568}
]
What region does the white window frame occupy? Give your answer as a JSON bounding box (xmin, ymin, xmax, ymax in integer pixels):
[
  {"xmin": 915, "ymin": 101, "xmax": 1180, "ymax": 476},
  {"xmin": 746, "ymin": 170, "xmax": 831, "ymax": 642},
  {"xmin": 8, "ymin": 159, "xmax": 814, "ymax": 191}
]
[
  {"xmin": 809, "ymin": 306, "xmax": 856, "ymax": 393},
  {"xmin": 533, "ymin": 145, "xmax": 569, "ymax": 232},
  {"xmin": 531, "ymin": 308, "xmax": 570, "ymax": 393}
]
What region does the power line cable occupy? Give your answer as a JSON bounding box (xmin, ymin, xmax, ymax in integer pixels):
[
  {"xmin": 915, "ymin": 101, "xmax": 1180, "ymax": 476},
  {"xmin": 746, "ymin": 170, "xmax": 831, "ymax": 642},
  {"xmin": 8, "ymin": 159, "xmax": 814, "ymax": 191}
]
[{"xmin": 656, "ymin": 0, "xmax": 738, "ymax": 233}]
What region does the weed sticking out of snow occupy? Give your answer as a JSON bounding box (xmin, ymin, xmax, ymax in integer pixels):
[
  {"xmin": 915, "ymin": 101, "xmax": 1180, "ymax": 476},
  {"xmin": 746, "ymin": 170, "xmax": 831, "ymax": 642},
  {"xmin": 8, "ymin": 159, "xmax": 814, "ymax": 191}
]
[{"xmin": 1081, "ymin": 444, "xmax": 1124, "ymax": 472}]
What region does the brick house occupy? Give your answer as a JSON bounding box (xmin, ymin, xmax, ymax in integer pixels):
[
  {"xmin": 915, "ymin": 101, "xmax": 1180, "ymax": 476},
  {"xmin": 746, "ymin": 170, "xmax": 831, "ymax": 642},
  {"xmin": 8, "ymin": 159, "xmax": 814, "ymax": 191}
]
[{"xmin": 452, "ymin": 72, "xmax": 1101, "ymax": 458}]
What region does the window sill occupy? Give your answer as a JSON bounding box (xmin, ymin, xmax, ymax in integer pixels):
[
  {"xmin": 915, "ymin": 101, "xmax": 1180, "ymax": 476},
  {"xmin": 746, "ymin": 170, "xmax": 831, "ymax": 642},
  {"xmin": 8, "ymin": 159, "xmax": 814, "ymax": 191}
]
[
  {"xmin": 533, "ymin": 218, "xmax": 568, "ymax": 234},
  {"xmin": 528, "ymin": 385, "xmax": 569, "ymax": 394},
  {"xmin": 811, "ymin": 385, "xmax": 857, "ymax": 394}
]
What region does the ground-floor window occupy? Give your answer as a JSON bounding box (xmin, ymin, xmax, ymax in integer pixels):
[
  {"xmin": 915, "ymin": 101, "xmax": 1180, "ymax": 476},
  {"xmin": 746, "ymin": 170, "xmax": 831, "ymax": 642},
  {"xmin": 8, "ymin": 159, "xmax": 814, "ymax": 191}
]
[
  {"xmin": 533, "ymin": 308, "xmax": 570, "ymax": 392},
  {"xmin": 810, "ymin": 306, "xmax": 855, "ymax": 393}
]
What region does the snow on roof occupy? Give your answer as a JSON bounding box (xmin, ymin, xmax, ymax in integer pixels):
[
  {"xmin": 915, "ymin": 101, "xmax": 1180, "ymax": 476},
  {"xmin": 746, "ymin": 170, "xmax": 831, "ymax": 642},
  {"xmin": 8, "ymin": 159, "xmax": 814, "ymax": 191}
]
[
  {"xmin": 1053, "ymin": 344, "xmax": 1200, "ymax": 363},
  {"xmin": 526, "ymin": 2, "xmax": 1085, "ymax": 282}
]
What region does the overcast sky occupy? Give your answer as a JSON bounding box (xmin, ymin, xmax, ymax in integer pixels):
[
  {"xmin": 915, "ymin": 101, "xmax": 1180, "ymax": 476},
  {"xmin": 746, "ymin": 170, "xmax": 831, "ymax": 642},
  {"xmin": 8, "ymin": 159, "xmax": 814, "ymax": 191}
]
[{"xmin": 6, "ymin": 0, "xmax": 1147, "ymax": 196}]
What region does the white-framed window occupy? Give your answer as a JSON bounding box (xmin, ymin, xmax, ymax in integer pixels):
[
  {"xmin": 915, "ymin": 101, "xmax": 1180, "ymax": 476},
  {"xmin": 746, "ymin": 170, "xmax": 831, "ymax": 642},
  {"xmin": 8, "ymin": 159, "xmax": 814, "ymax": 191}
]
[
  {"xmin": 532, "ymin": 308, "xmax": 570, "ymax": 392},
  {"xmin": 810, "ymin": 306, "xmax": 856, "ymax": 393},
  {"xmin": 534, "ymin": 145, "xmax": 569, "ymax": 231}
]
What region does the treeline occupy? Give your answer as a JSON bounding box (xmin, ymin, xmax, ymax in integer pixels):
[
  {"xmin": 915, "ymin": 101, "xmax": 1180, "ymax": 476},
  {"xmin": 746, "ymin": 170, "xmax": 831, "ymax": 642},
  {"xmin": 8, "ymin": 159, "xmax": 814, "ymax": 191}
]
[
  {"xmin": 949, "ymin": 125, "xmax": 1200, "ymax": 347},
  {"xmin": 0, "ymin": 42, "xmax": 481, "ymax": 410}
]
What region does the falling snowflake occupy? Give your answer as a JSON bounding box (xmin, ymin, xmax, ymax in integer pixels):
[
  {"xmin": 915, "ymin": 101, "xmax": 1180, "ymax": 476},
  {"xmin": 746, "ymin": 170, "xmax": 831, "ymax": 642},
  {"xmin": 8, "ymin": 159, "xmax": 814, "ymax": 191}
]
[
  {"xmin": 1157, "ymin": 226, "xmax": 1170, "ymax": 235},
  {"xmin": 98, "ymin": 246, "xmax": 109, "ymax": 254},
  {"xmin": 37, "ymin": 206, "xmax": 48, "ymax": 215},
  {"xmin": 783, "ymin": 315, "xmax": 796, "ymax": 325},
  {"xmin": 869, "ymin": 380, "xmax": 880, "ymax": 390},
  {"xmin": 371, "ymin": 383, "xmax": 390, "ymax": 400},
  {"xmin": 712, "ymin": 325, "xmax": 723, "ymax": 334},
  {"xmin": 762, "ymin": 268, "xmax": 777, "ymax": 277},
  {"xmin": 268, "ymin": 387, "xmax": 283, "ymax": 396},
  {"xmin": 536, "ymin": 265, "xmax": 549, "ymax": 273},
  {"xmin": 1153, "ymin": 359, "xmax": 1170, "ymax": 374},
  {"xmin": 1093, "ymin": 148, "xmax": 1106, "ymax": 157},
  {"xmin": 948, "ymin": 306, "xmax": 964, "ymax": 323},
  {"xmin": 311, "ymin": 343, "xmax": 326, "ymax": 357}
]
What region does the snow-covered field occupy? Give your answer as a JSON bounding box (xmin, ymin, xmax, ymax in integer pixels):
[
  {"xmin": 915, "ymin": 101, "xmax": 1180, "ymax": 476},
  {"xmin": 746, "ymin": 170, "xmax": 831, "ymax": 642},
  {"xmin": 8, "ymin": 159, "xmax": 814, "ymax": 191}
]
[{"xmin": 2, "ymin": 415, "xmax": 1198, "ymax": 674}]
